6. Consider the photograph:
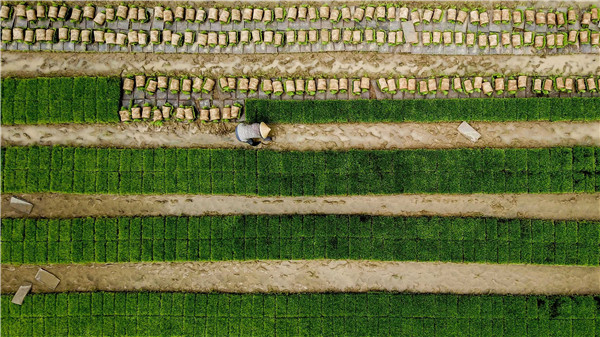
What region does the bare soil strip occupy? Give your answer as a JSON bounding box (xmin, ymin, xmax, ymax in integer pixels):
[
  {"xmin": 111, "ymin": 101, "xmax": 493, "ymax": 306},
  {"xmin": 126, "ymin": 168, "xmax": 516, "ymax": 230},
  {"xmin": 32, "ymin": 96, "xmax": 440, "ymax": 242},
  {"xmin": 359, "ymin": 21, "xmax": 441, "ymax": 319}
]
[
  {"xmin": 3, "ymin": 193, "xmax": 598, "ymax": 220},
  {"xmin": 2, "ymin": 260, "xmax": 598, "ymax": 295},
  {"xmin": 2, "ymin": 52, "xmax": 597, "ymax": 78},
  {"xmin": 3, "ymin": 121, "xmax": 599, "ymax": 151}
]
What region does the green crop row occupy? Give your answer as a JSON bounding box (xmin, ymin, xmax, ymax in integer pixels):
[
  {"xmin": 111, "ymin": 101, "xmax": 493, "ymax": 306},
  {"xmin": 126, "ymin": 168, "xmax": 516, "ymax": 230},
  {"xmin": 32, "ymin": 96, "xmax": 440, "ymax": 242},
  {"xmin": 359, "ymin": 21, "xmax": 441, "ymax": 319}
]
[
  {"xmin": 245, "ymin": 97, "xmax": 600, "ymax": 123},
  {"xmin": 2, "ymin": 146, "xmax": 598, "ymax": 195},
  {"xmin": 0, "ymin": 77, "xmax": 121, "ymax": 124},
  {"xmin": 2, "ymin": 293, "xmax": 598, "ymax": 336},
  {"xmin": 2, "ymin": 216, "xmax": 599, "ymax": 265}
]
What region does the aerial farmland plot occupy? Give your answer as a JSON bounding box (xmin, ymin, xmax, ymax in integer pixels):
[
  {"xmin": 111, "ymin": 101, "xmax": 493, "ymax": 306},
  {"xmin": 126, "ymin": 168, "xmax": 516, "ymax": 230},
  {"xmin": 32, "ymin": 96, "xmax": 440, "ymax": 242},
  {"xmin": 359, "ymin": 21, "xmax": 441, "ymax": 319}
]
[{"xmin": 1, "ymin": 0, "xmax": 600, "ymax": 336}]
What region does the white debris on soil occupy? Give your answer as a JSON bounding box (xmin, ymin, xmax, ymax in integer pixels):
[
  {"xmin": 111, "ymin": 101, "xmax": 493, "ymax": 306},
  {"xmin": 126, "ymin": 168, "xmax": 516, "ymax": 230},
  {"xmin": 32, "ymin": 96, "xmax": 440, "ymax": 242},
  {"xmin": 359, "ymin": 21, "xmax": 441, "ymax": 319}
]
[
  {"xmin": 457, "ymin": 122, "xmax": 481, "ymax": 142},
  {"xmin": 11, "ymin": 283, "xmax": 32, "ymax": 305},
  {"xmin": 35, "ymin": 269, "xmax": 60, "ymax": 290},
  {"xmin": 401, "ymin": 21, "xmax": 418, "ymax": 44},
  {"xmin": 9, "ymin": 196, "xmax": 33, "ymax": 214}
]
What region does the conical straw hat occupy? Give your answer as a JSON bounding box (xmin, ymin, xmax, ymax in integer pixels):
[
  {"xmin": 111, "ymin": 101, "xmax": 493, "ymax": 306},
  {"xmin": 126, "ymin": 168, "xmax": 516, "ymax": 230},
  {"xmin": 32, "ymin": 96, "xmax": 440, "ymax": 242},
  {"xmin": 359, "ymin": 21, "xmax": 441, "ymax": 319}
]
[{"xmin": 260, "ymin": 122, "xmax": 271, "ymax": 138}]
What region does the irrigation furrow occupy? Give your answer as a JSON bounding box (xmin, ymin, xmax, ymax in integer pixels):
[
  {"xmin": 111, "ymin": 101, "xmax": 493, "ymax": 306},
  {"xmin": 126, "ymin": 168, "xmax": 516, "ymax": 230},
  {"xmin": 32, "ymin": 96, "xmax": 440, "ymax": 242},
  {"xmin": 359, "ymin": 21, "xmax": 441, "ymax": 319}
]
[
  {"xmin": 3, "ymin": 260, "xmax": 599, "ymax": 295},
  {"xmin": 3, "ymin": 122, "xmax": 599, "ymax": 150},
  {"xmin": 3, "ymin": 193, "xmax": 598, "ymax": 220},
  {"xmin": 2, "ymin": 51, "xmax": 598, "ymax": 78}
]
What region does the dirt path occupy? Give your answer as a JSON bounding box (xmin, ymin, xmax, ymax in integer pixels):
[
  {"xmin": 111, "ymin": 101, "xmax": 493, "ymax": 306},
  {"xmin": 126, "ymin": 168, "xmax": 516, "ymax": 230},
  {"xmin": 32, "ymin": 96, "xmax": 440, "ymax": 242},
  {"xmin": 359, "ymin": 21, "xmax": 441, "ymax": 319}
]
[
  {"xmin": 3, "ymin": 121, "xmax": 599, "ymax": 150},
  {"xmin": 2, "ymin": 260, "xmax": 598, "ymax": 295},
  {"xmin": 3, "ymin": 52, "xmax": 597, "ymax": 78},
  {"xmin": 3, "ymin": 193, "xmax": 598, "ymax": 220}
]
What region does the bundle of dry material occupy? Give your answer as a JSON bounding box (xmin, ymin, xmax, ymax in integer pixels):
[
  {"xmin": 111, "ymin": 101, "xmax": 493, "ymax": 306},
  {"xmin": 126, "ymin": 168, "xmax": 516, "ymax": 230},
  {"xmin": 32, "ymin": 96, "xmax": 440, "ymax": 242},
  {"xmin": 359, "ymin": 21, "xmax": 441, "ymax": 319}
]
[
  {"xmin": 119, "ymin": 108, "xmax": 131, "ymax": 122},
  {"xmin": 197, "ymin": 32, "xmax": 207, "ymax": 46},
  {"xmin": 482, "ymin": 81, "xmax": 493, "ymax": 95},
  {"xmin": 252, "ymin": 29, "xmax": 262, "ymax": 44},
  {"xmin": 263, "ymin": 31, "xmax": 273, "ymax": 44},
  {"xmin": 25, "ymin": 6, "xmax": 36, "ymax": 21},
  {"xmin": 105, "ymin": 31, "xmax": 118, "ymax": 45},
  {"xmin": 396, "ymin": 31, "xmax": 404, "ymax": 44},
  {"xmin": 2, "ymin": 28, "xmax": 11, "ymax": 42},
  {"xmin": 142, "ymin": 105, "xmax": 152, "ymax": 119},
  {"xmin": 184, "ymin": 107, "xmax": 194, "ymax": 120},
  {"xmin": 285, "ymin": 30, "xmax": 295, "ymax": 44},
  {"xmin": 83, "ymin": 5, "xmax": 95, "ymax": 20},
  {"xmin": 501, "ymin": 32, "xmax": 510, "ymax": 46},
  {"xmin": 262, "ymin": 79, "xmax": 274, "ymax": 93},
  {"xmin": 525, "ymin": 9, "xmax": 535, "ymax": 24},
  {"xmin": 295, "ymin": 79, "xmax": 305, "ymax": 93},
  {"xmin": 555, "ymin": 77, "xmax": 565, "ymax": 91},
  {"xmin": 320, "ymin": 29, "xmax": 330, "ymax": 43},
  {"xmin": 199, "ymin": 108, "xmax": 210, "ymax": 121},
  {"xmin": 543, "ymin": 79, "xmax": 553, "ymax": 92},
  {"xmin": 81, "ymin": 30, "xmax": 91, "ymax": 44},
  {"xmin": 219, "ymin": 8, "xmax": 230, "ymax": 23},
  {"xmin": 157, "ymin": 76, "xmax": 168, "ymax": 91},
  {"xmin": 466, "ymin": 33, "xmax": 475, "ymax": 46},
  {"xmin": 94, "ymin": 11, "xmax": 106, "ymax": 25},
  {"xmin": 473, "ymin": 77, "xmax": 483, "ymax": 91},
  {"xmin": 207, "ymin": 8, "xmax": 218, "ymax": 22},
  {"xmin": 150, "ymin": 30, "xmax": 160, "ymax": 44},
  {"xmin": 57, "ymin": 5, "xmax": 68, "ymax": 20},
  {"xmin": 555, "ymin": 11, "xmax": 565, "ymax": 26},
  {"xmin": 231, "ymin": 104, "xmax": 241, "ymax": 119},
  {"xmin": 440, "ymin": 78, "xmax": 450, "ymax": 92},
  {"xmin": 518, "ymin": 76, "xmax": 527, "ymax": 89},
  {"xmin": 105, "ymin": 7, "xmax": 115, "ymax": 21},
  {"xmin": 191, "ymin": 77, "xmax": 203, "ymax": 92},
  {"xmin": 587, "ymin": 77, "xmax": 597, "ymax": 91},
  {"xmin": 354, "ymin": 7, "xmax": 365, "ymax": 21},
  {"xmin": 163, "ymin": 8, "xmax": 173, "ymax": 23},
  {"xmin": 226, "ymin": 31, "xmax": 237, "ymax": 45},
  {"xmin": 131, "ymin": 106, "xmax": 142, "ymax": 119},
  {"xmin": 378, "ymin": 78, "xmax": 388, "ymax": 92},
  {"xmin": 546, "ymin": 34, "xmax": 555, "ymax": 47},
  {"xmin": 0, "ymin": 5, "xmax": 11, "ymax": 20},
  {"xmin": 443, "ymin": 31, "xmax": 452, "ymax": 45},
  {"xmin": 568, "ymin": 30, "xmax": 578, "ymax": 44},
  {"xmin": 340, "ymin": 6, "xmax": 351, "ymax": 21},
  {"xmin": 138, "ymin": 8, "xmax": 148, "ymax": 22},
  {"xmin": 375, "ymin": 6, "xmax": 385, "ymax": 21},
  {"xmin": 339, "ymin": 78, "xmax": 348, "ymax": 92},
  {"xmin": 308, "ymin": 29, "xmax": 318, "ymax": 44},
  {"xmin": 47, "ymin": 4, "xmax": 58, "ymax": 20},
  {"xmin": 376, "ymin": 31, "xmax": 385, "ymax": 45},
  {"xmin": 196, "ymin": 8, "xmax": 206, "ymax": 22},
  {"xmin": 273, "ymin": 80, "xmax": 284, "ymax": 95},
  {"xmin": 58, "ymin": 27, "xmax": 69, "ymax": 41},
  {"xmin": 427, "ymin": 78, "xmax": 437, "ymax": 92},
  {"xmin": 146, "ymin": 79, "xmax": 158, "ymax": 94},
  {"xmin": 116, "ymin": 5, "xmax": 128, "ymax": 20},
  {"xmin": 316, "ymin": 78, "xmax": 327, "ymax": 92},
  {"xmin": 249, "ymin": 78, "xmax": 260, "ymax": 92},
  {"xmin": 469, "ymin": 10, "xmax": 480, "ymax": 24},
  {"xmin": 567, "ymin": 9, "xmax": 577, "ymax": 23},
  {"xmin": 116, "ymin": 32, "xmax": 127, "ymax": 45},
  {"xmin": 182, "ymin": 78, "xmax": 192, "ymax": 93},
  {"xmin": 93, "ymin": 30, "xmax": 105, "ymax": 43},
  {"xmin": 398, "ymin": 77, "xmax": 408, "ymax": 91},
  {"xmin": 387, "ymin": 78, "xmax": 397, "ymax": 93},
  {"xmin": 410, "ymin": 9, "xmax": 420, "ymax": 24},
  {"xmin": 239, "ymin": 30, "xmax": 249, "ymax": 44},
  {"xmin": 208, "ymin": 31, "xmax": 219, "ymax": 46},
  {"xmin": 68, "ymin": 28, "xmax": 80, "ymax": 43},
  {"xmin": 127, "ymin": 7, "xmax": 138, "ymax": 21},
  {"xmin": 592, "ymin": 7, "xmax": 599, "ymax": 21},
  {"xmin": 478, "ymin": 34, "xmax": 487, "ymax": 48},
  {"xmin": 576, "ymin": 78, "xmax": 586, "ymax": 93},
  {"xmin": 184, "ymin": 31, "xmax": 194, "ymax": 45},
  {"xmin": 489, "ymin": 34, "xmax": 499, "ymax": 48},
  {"xmin": 23, "ymin": 29, "xmax": 34, "ymax": 44},
  {"xmin": 35, "ymin": 28, "xmax": 45, "ymax": 42},
  {"xmin": 507, "ymin": 79, "xmax": 517, "ymax": 92},
  {"xmin": 231, "ymin": 8, "xmax": 241, "ymax": 22},
  {"xmin": 418, "ymin": 80, "xmax": 428, "ymax": 94},
  {"xmin": 453, "ymin": 77, "xmax": 462, "ymax": 91},
  {"xmin": 364, "ymin": 6, "xmax": 375, "ymax": 20},
  {"xmin": 535, "ymin": 11, "xmax": 546, "ymax": 25},
  {"xmin": 531, "ymin": 78, "xmax": 542, "ymax": 93},
  {"xmin": 523, "ymin": 31, "xmax": 533, "ymax": 45},
  {"xmin": 162, "ymin": 105, "xmax": 172, "ymax": 119},
  {"xmin": 227, "ymin": 77, "xmax": 236, "ymax": 91},
  {"xmin": 463, "ymin": 79, "xmax": 473, "ymax": 93},
  {"xmin": 447, "ymin": 8, "xmax": 457, "ymax": 22},
  {"xmin": 128, "ymin": 31, "xmax": 138, "ymax": 45},
  {"xmin": 512, "ymin": 33, "xmax": 522, "ymax": 48},
  {"xmin": 432, "ymin": 31, "xmax": 441, "ymax": 44},
  {"xmin": 168, "ymin": 78, "xmax": 179, "ymax": 93},
  {"xmin": 329, "ymin": 78, "xmax": 339, "ymax": 93},
  {"xmin": 150, "ymin": 107, "xmax": 161, "ymax": 121},
  {"xmin": 221, "ymin": 106, "xmax": 231, "ymax": 120},
  {"xmin": 175, "ymin": 107, "xmax": 185, "ymax": 120},
  {"xmin": 501, "ymin": 8, "xmax": 510, "ymax": 22},
  {"xmin": 432, "ymin": 8, "xmax": 443, "ymax": 22},
  {"xmin": 238, "ymin": 77, "xmax": 249, "ymax": 92},
  {"xmin": 308, "ymin": 7, "xmax": 317, "ymax": 21},
  {"xmin": 263, "ymin": 8, "xmax": 272, "ymax": 23},
  {"xmin": 242, "ymin": 8, "xmax": 253, "ymax": 21},
  {"xmin": 352, "ymin": 80, "xmax": 361, "ymax": 94},
  {"xmin": 122, "ymin": 78, "xmax": 134, "ymax": 93},
  {"xmin": 422, "ymin": 9, "xmax": 432, "ymax": 23},
  {"xmin": 580, "ymin": 31, "xmax": 589, "ymax": 44},
  {"xmin": 494, "ymin": 78, "xmax": 505, "ymax": 92},
  {"xmin": 387, "ymin": 31, "xmax": 396, "ymax": 45},
  {"xmin": 492, "ymin": 9, "xmax": 502, "ymax": 24},
  {"xmin": 138, "ymin": 31, "xmax": 148, "ymax": 45},
  {"xmin": 171, "ymin": 32, "xmax": 183, "ymax": 46},
  {"xmin": 396, "ymin": 7, "xmax": 408, "ymax": 21},
  {"xmin": 457, "ymin": 9, "xmax": 468, "ymax": 24},
  {"xmin": 13, "ymin": 28, "xmax": 24, "ymax": 42},
  {"xmin": 210, "ymin": 107, "xmax": 220, "ymax": 121},
  {"xmin": 547, "ymin": 12, "xmax": 556, "ymax": 26},
  {"xmin": 407, "ymin": 78, "xmax": 417, "ymax": 92},
  {"xmin": 185, "ymin": 8, "xmax": 196, "ymax": 22},
  {"xmin": 342, "ymin": 29, "xmax": 352, "ymax": 44},
  {"xmin": 564, "ymin": 78, "xmax": 574, "ymax": 92},
  {"xmin": 202, "ymin": 78, "xmax": 215, "ymax": 93},
  {"xmin": 479, "ymin": 11, "xmax": 489, "ymax": 25},
  {"xmin": 512, "ymin": 10, "xmax": 522, "ymax": 24},
  {"xmin": 329, "ymin": 7, "xmax": 340, "ymax": 22},
  {"xmin": 359, "ymin": 77, "xmax": 370, "ymax": 91},
  {"xmin": 287, "ymin": 6, "xmax": 297, "ymax": 21}
]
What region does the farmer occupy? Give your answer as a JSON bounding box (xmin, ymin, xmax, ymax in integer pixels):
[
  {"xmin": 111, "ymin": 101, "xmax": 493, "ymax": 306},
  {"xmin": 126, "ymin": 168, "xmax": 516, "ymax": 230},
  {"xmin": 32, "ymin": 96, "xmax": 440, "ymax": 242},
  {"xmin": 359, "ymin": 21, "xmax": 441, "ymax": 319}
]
[{"xmin": 235, "ymin": 122, "xmax": 272, "ymax": 146}]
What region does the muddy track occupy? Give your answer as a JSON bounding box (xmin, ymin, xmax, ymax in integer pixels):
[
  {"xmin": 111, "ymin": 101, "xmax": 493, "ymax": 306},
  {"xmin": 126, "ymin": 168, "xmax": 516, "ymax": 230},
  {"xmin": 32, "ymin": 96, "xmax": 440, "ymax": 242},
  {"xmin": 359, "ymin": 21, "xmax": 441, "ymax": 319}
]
[
  {"xmin": 2, "ymin": 260, "xmax": 599, "ymax": 295},
  {"xmin": 3, "ymin": 193, "xmax": 598, "ymax": 220},
  {"xmin": 3, "ymin": 52, "xmax": 598, "ymax": 78},
  {"xmin": 3, "ymin": 121, "xmax": 599, "ymax": 150}
]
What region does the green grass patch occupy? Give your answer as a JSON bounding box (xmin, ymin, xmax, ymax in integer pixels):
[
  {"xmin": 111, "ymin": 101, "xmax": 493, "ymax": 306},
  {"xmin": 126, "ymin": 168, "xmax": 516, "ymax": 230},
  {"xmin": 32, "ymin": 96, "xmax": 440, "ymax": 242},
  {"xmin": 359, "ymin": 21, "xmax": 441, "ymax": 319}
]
[
  {"xmin": 1, "ymin": 292, "xmax": 598, "ymax": 336},
  {"xmin": 245, "ymin": 97, "xmax": 600, "ymax": 123},
  {"xmin": 1, "ymin": 77, "xmax": 121, "ymax": 125},
  {"xmin": 1, "ymin": 146, "xmax": 598, "ymax": 195},
  {"xmin": 2, "ymin": 216, "xmax": 598, "ymax": 265}
]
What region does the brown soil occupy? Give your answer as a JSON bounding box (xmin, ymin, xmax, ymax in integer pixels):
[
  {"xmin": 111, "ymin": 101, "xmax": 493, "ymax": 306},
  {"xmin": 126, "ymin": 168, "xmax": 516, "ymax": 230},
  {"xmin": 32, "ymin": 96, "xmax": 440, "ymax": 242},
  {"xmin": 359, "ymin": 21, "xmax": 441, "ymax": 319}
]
[
  {"xmin": 3, "ymin": 193, "xmax": 599, "ymax": 220},
  {"xmin": 2, "ymin": 52, "xmax": 598, "ymax": 78},
  {"xmin": 2, "ymin": 260, "xmax": 598, "ymax": 295},
  {"xmin": 2, "ymin": 121, "xmax": 598, "ymax": 150}
]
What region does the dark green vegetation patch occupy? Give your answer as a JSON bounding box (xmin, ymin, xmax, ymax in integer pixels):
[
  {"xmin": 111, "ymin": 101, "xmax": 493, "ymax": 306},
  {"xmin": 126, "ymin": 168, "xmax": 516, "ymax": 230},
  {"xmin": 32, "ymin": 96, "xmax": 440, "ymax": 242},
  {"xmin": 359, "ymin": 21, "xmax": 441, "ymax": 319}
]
[
  {"xmin": 2, "ymin": 216, "xmax": 598, "ymax": 265},
  {"xmin": 2, "ymin": 293, "xmax": 598, "ymax": 336},
  {"xmin": 246, "ymin": 97, "xmax": 600, "ymax": 123},
  {"xmin": 1, "ymin": 77, "xmax": 121, "ymax": 124},
  {"xmin": 2, "ymin": 146, "xmax": 598, "ymax": 195}
]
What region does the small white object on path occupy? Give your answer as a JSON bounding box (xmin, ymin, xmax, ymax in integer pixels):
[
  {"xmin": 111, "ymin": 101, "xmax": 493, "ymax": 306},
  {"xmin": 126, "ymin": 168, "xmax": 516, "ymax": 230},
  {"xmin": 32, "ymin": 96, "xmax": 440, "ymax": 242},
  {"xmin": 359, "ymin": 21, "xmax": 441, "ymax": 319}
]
[
  {"xmin": 35, "ymin": 269, "xmax": 61, "ymax": 290},
  {"xmin": 457, "ymin": 121, "xmax": 481, "ymax": 142},
  {"xmin": 11, "ymin": 283, "xmax": 32, "ymax": 305},
  {"xmin": 401, "ymin": 21, "xmax": 418, "ymax": 44},
  {"xmin": 9, "ymin": 196, "xmax": 33, "ymax": 214}
]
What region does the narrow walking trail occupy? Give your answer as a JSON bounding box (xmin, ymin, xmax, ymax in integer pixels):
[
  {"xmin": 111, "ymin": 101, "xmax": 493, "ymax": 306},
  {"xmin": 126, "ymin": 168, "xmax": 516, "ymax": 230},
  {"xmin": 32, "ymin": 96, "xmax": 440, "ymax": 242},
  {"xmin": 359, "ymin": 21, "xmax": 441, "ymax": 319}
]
[
  {"xmin": 3, "ymin": 260, "xmax": 598, "ymax": 295},
  {"xmin": 3, "ymin": 121, "xmax": 599, "ymax": 150},
  {"xmin": 3, "ymin": 193, "xmax": 598, "ymax": 220}
]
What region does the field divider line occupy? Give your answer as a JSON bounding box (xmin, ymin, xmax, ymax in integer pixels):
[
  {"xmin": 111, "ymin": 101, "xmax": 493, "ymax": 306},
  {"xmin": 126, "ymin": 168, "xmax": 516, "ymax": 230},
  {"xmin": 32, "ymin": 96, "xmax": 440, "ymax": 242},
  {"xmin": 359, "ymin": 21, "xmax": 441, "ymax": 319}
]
[
  {"xmin": 3, "ymin": 121, "xmax": 599, "ymax": 150},
  {"xmin": 2, "ymin": 260, "xmax": 599, "ymax": 295},
  {"xmin": 2, "ymin": 193, "xmax": 599, "ymax": 220}
]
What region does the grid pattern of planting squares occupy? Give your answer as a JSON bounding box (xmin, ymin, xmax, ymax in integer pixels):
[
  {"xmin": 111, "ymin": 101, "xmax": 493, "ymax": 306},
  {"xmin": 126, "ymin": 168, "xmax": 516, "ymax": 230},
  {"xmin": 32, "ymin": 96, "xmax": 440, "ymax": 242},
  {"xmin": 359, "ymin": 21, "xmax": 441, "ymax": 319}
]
[
  {"xmin": 1, "ymin": 292, "xmax": 598, "ymax": 336},
  {"xmin": 2, "ymin": 216, "xmax": 598, "ymax": 265},
  {"xmin": 2, "ymin": 146, "xmax": 598, "ymax": 195},
  {"xmin": 0, "ymin": 77, "xmax": 121, "ymax": 125},
  {"xmin": 246, "ymin": 97, "xmax": 600, "ymax": 123},
  {"xmin": 2, "ymin": 3, "xmax": 598, "ymax": 55}
]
